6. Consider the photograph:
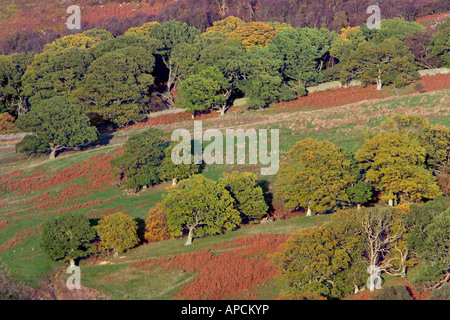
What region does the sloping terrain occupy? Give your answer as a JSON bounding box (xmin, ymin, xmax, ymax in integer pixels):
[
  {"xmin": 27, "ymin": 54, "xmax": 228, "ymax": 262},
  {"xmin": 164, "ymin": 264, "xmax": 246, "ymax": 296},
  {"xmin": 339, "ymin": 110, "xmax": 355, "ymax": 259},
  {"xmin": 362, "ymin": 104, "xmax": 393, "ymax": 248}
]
[{"xmin": 0, "ymin": 75, "xmax": 448, "ymax": 299}]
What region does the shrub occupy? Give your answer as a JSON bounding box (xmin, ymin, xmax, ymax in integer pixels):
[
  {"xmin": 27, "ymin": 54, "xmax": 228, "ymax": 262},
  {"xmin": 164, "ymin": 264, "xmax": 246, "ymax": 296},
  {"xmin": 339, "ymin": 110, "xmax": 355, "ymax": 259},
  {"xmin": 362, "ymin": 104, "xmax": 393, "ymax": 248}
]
[{"xmin": 95, "ymin": 212, "xmax": 139, "ymax": 254}]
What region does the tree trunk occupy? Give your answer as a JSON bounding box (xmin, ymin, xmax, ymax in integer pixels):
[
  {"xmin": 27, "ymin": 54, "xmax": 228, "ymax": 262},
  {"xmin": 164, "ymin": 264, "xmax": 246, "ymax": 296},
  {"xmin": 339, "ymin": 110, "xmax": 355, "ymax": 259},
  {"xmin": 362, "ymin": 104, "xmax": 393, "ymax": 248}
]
[
  {"xmin": 69, "ymin": 258, "xmax": 75, "ymax": 267},
  {"xmin": 50, "ymin": 148, "xmax": 58, "ymax": 159},
  {"xmin": 185, "ymin": 227, "xmax": 195, "ymax": 246},
  {"xmin": 172, "ymin": 178, "xmax": 178, "ymax": 186},
  {"xmin": 376, "ymin": 76, "xmax": 382, "ymax": 90},
  {"xmin": 388, "ymin": 199, "xmax": 394, "ymax": 207},
  {"xmin": 306, "ymin": 206, "xmax": 313, "ymax": 217},
  {"xmin": 367, "ymin": 264, "xmax": 381, "ymax": 291},
  {"xmin": 220, "ymin": 106, "xmax": 226, "ymax": 116},
  {"xmin": 357, "ymin": 204, "xmax": 362, "ymax": 210}
]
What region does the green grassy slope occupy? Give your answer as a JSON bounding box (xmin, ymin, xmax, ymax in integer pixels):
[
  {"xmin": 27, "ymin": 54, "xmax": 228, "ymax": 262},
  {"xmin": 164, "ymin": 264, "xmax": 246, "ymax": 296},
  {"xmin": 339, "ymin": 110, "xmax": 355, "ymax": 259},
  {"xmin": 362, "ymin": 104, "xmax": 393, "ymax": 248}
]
[{"xmin": 0, "ymin": 88, "xmax": 448, "ymax": 297}]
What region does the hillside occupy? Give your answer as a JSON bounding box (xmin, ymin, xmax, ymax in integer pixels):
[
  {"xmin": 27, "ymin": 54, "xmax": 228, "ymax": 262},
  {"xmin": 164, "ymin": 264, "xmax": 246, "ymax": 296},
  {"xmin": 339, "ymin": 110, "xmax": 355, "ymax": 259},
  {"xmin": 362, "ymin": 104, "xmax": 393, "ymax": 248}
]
[
  {"xmin": 1, "ymin": 1, "xmax": 450, "ymax": 300},
  {"xmin": 1, "ymin": 0, "xmax": 449, "ymax": 54},
  {"xmin": 1, "ymin": 77, "xmax": 448, "ymax": 299}
]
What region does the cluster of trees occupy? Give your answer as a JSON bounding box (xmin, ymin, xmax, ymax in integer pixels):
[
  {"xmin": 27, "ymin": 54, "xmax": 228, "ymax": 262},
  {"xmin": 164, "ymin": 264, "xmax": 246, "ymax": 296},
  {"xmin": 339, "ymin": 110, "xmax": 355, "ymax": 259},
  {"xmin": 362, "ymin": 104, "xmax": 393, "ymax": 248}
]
[
  {"xmin": 40, "ymin": 170, "xmax": 269, "ymax": 266},
  {"xmin": 1, "ymin": 17, "xmax": 449, "ymax": 139},
  {"xmin": 41, "ymin": 212, "xmax": 140, "ymax": 266},
  {"xmin": 276, "ymin": 115, "xmax": 449, "ymax": 214},
  {"xmin": 157, "ymin": 172, "xmax": 269, "ymax": 246},
  {"xmin": 111, "ymin": 127, "xmax": 201, "ymax": 192},
  {"xmin": 37, "ymin": 113, "xmax": 448, "ymax": 297},
  {"xmin": 274, "ymin": 197, "xmax": 450, "ymax": 299}
]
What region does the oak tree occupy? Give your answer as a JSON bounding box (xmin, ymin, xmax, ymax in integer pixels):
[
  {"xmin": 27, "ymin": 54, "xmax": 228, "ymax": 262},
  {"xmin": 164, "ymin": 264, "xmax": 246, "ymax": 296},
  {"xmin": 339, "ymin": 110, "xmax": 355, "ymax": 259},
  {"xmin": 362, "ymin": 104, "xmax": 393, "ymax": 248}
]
[
  {"xmin": 219, "ymin": 171, "xmax": 269, "ymax": 222},
  {"xmin": 112, "ymin": 128, "xmax": 166, "ymax": 192},
  {"xmin": 15, "ymin": 96, "xmax": 99, "ymax": 159},
  {"xmin": 41, "ymin": 213, "xmax": 96, "ymax": 266},
  {"xmin": 162, "ymin": 175, "xmax": 241, "ymax": 246},
  {"xmin": 95, "ymin": 212, "xmax": 139, "ymax": 254},
  {"xmin": 276, "ymin": 138, "xmax": 356, "ymax": 216}
]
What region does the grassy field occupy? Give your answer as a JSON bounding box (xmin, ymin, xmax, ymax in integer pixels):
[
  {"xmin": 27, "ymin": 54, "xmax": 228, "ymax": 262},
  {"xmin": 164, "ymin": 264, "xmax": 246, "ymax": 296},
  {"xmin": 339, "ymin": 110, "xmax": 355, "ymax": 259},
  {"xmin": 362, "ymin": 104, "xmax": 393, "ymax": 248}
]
[
  {"xmin": 0, "ymin": 86, "xmax": 449, "ymax": 298},
  {"xmin": 80, "ymin": 215, "xmax": 330, "ymax": 300}
]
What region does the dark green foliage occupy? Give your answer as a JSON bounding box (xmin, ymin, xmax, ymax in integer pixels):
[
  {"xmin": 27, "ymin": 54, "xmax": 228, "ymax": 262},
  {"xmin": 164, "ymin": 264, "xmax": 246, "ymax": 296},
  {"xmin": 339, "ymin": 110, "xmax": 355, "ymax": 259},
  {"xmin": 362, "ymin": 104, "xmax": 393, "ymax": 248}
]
[
  {"xmin": 269, "ymin": 27, "xmax": 335, "ymax": 88},
  {"xmin": 176, "ymin": 66, "xmax": 227, "ymax": 116},
  {"xmin": 239, "ymin": 47, "xmax": 291, "ymax": 108},
  {"xmin": 0, "ymin": 52, "xmax": 34, "ymax": 116},
  {"xmin": 73, "ymin": 49, "xmax": 154, "ymax": 126},
  {"xmin": 163, "ymin": 175, "xmax": 241, "ymax": 245},
  {"xmin": 147, "ymin": 20, "xmax": 201, "ymax": 102},
  {"xmin": 346, "ymin": 181, "xmax": 373, "ymax": 208},
  {"xmin": 41, "ymin": 213, "xmax": 97, "ymax": 265},
  {"xmin": 73, "ymin": 34, "xmax": 163, "ymax": 126},
  {"xmin": 112, "ymin": 128, "xmax": 167, "ymax": 192},
  {"xmin": 431, "ymin": 18, "xmax": 450, "ymax": 68},
  {"xmin": 22, "ymin": 47, "xmax": 94, "ymax": 108},
  {"xmin": 15, "ymin": 134, "xmax": 50, "ymax": 155},
  {"xmin": 219, "ymin": 171, "xmax": 269, "ymax": 222},
  {"xmin": 408, "ymin": 198, "xmax": 450, "ymax": 290},
  {"xmin": 340, "ymin": 38, "xmax": 419, "ymax": 90},
  {"xmin": 15, "ymin": 96, "xmax": 99, "ymax": 158},
  {"xmin": 151, "ymin": 20, "xmax": 201, "ymax": 53},
  {"xmin": 361, "ymin": 18, "xmax": 425, "ymax": 44}
]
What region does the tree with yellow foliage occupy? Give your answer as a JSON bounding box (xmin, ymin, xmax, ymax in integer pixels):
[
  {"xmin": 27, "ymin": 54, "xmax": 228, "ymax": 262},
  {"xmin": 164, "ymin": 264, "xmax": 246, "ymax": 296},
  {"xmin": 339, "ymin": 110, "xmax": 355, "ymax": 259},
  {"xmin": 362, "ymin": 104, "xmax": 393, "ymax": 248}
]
[
  {"xmin": 43, "ymin": 34, "xmax": 101, "ymax": 54},
  {"xmin": 96, "ymin": 212, "xmax": 139, "ymax": 254},
  {"xmin": 205, "ymin": 16, "xmax": 277, "ymax": 49},
  {"xmin": 125, "ymin": 21, "xmax": 161, "ymax": 38}
]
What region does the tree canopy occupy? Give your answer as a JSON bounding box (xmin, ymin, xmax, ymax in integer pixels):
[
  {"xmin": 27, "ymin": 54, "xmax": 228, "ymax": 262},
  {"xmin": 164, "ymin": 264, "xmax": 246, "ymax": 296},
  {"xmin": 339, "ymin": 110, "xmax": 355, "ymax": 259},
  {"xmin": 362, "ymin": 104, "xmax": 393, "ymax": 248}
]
[
  {"xmin": 276, "ymin": 138, "xmax": 356, "ymax": 215},
  {"xmin": 340, "ymin": 38, "xmax": 418, "ymax": 90},
  {"xmin": 162, "ymin": 175, "xmax": 241, "ymax": 246},
  {"xmin": 219, "ymin": 171, "xmax": 269, "ymax": 222},
  {"xmin": 15, "ymin": 96, "xmax": 99, "ymax": 159},
  {"xmin": 112, "ymin": 128, "xmax": 167, "ymax": 192},
  {"xmin": 41, "ymin": 213, "xmax": 96, "ymax": 266},
  {"xmin": 95, "ymin": 212, "xmax": 139, "ymax": 254},
  {"xmin": 355, "ymin": 132, "xmax": 442, "ymax": 204}
]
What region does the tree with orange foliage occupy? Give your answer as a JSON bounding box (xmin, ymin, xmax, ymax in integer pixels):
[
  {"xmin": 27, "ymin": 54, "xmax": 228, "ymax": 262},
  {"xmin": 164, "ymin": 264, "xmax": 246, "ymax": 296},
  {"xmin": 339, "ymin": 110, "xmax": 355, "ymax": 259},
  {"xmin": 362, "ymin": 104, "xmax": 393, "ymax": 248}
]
[{"xmin": 0, "ymin": 112, "xmax": 17, "ymax": 134}]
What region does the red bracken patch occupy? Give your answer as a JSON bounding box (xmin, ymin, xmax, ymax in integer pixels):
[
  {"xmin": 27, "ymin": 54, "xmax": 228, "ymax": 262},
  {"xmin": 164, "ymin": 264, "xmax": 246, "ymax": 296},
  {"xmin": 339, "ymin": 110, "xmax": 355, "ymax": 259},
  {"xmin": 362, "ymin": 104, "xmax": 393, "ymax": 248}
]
[{"xmin": 129, "ymin": 234, "xmax": 289, "ymax": 300}]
